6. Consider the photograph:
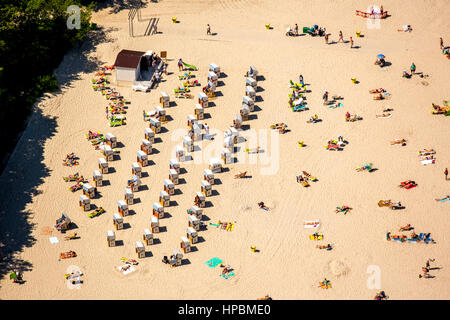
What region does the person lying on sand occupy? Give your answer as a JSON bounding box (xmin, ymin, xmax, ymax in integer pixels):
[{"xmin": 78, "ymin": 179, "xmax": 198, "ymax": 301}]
[
  {"xmin": 369, "ymin": 88, "xmax": 385, "ymax": 94},
  {"xmin": 373, "ymin": 93, "xmax": 384, "ymax": 100},
  {"xmin": 257, "ymin": 294, "xmax": 273, "ymax": 300},
  {"xmin": 398, "ymin": 25, "xmax": 412, "ymax": 32},
  {"xmin": 316, "ymin": 244, "xmax": 332, "ymax": 250},
  {"xmin": 399, "ymin": 224, "xmax": 413, "ymax": 232},
  {"xmin": 383, "ymin": 108, "xmax": 393, "ymax": 112},
  {"xmin": 376, "ymin": 113, "xmax": 391, "ymax": 118},
  {"xmin": 258, "ymin": 202, "xmax": 270, "ymax": 210}
]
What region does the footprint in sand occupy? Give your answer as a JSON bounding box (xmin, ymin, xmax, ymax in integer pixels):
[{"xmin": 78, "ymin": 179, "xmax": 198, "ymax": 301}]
[{"xmin": 327, "ymin": 259, "xmax": 350, "ymax": 277}]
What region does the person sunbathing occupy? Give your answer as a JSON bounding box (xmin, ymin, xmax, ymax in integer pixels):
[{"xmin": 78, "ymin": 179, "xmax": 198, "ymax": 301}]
[
  {"xmin": 376, "ymin": 113, "xmax": 391, "ymax": 118},
  {"xmin": 373, "ymin": 93, "xmax": 384, "ymax": 100},
  {"xmin": 410, "ymin": 231, "xmax": 418, "ymax": 239},
  {"xmin": 369, "ymin": 88, "xmax": 385, "ymax": 94},
  {"xmin": 391, "ymin": 139, "xmax": 407, "ymax": 145},
  {"xmin": 258, "ymin": 202, "xmax": 269, "ymax": 210},
  {"xmin": 398, "ymin": 25, "xmax": 412, "ymax": 32},
  {"xmin": 399, "ymin": 224, "xmax": 413, "ymax": 232},
  {"xmin": 374, "ymin": 291, "xmax": 388, "ymax": 300},
  {"xmin": 317, "ymin": 244, "xmax": 332, "ymax": 250}
]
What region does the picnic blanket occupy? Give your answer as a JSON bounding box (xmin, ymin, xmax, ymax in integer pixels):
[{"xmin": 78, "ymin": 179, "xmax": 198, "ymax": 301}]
[{"xmin": 205, "ymin": 257, "xmax": 223, "ymax": 268}]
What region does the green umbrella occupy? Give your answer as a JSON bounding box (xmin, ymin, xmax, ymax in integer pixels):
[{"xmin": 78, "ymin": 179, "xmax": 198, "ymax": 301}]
[{"xmin": 10, "ymin": 271, "xmax": 17, "ymax": 280}]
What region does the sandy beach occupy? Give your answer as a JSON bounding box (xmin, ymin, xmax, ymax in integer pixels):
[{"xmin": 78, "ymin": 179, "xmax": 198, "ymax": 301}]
[{"xmin": 1, "ymin": 0, "xmax": 450, "ymax": 300}]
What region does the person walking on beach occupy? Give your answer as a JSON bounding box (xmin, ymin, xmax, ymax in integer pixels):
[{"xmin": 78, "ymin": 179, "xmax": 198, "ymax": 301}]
[
  {"xmin": 299, "ymin": 74, "xmax": 304, "ymax": 86},
  {"xmin": 338, "ymin": 31, "xmax": 344, "ymax": 43},
  {"xmin": 207, "ymin": 24, "xmax": 211, "ymax": 35},
  {"xmin": 204, "ymin": 123, "xmax": 209, "ymax": 139},
  {"xmin": 410, "ymin": 62, "xmax": 416, "ymax": 75},
  {"xmin": 445, "ymin": 168, "xmax": 448, "ymax": 180},
  {"xmin": 294, "ymin": 24, "xmax": 299, "ymax": 36},
  {"xmin": 440, "ymin": 37, "xmax": 444, "ymax": 51},
  {"xmin": 325, "ymin": 33, "xmax": 329, "ymax": 44},
  {"xmin": 322, "ymin": 91, "xmax": 329, "ymax": 105},
  {"xmin": 350, "ymin": 36, "xmax": 354, "ymax": 48},
  {"xmin": 178, "ymin": 58, "xmax": 183, "ymax": 71}
]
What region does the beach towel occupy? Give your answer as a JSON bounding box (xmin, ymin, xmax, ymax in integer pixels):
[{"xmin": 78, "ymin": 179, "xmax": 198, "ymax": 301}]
[
  {"xmin": 117, "ymin": 265, "xmax": 136, "ymax": 275},
  {"xmin": 206, "ymin": 257, "xmax": 223, "ymax": 268},
  {"xmin": 222, "ymin": 271, "xmax": 235, "ymax": 279},
  {"xmin": 421, "ymin": 159, "xmax": 435, "ymax": 165},
  {"xmin": 329, "ymin": 102, "xmax": 343, "ymax": 109},
  {"xmin": 49, "ymin": 237, "xmax": 59, "ymax": 244},
  {"xmin": 304, "ymin": 221, "xmax": 320, "ymax": 229}
]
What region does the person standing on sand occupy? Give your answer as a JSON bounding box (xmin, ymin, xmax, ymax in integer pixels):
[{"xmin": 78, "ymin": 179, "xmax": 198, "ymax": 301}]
[
  {"xmin": 440, "ymin": 37, "xmax": 444, "ymax": 51},
  {"xmin": 204, "ymin": 123, "xmax": 209, "ymax": 139},
  {"xmin": 178, "ymin": 58, "xmax": 183, "ymax": 71},
  {"xmin": 338, "ymin": 31, "xmax": 344, "ymax": 43},
  {"xmin": 294, "ymin": 24, "xmax": 299, "ymax": 36},
  {"xmin": 322, "ymin": 91, "xmax": 329, "ymax": 105},
  {"xmin": 350, "ymin": 36, "xmax": 354, "ymax": 48},
  {"xmin": 410, "ymin": 62, "xmax": 416, "ymax": 75},
  {"xmin": 445, "ymin": 168, "xmax": 448, "ymax": 180},
  {"xmin": 299, "ymin": 74, "xmax": 304, "ymax": 86},
  {"xmin": 207, "ymin": 24, "xmax": 211, "ymax": 35},
  {"xmin": 325, "ymin": 33, "xmax": 329, "ymax": 44}
]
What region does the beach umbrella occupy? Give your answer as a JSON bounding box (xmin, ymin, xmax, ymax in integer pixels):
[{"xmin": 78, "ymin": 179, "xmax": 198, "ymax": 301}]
[
  {"xmin": 10, "ymin": 272, "xmax": 17, "ymax": 280},
  {"xmin": 314, "ymin": 25, "xmax": 318, "ymax": 29},
  {"xmin": 377, "ymin": 54, "xmax": 385, "ymax": 59}
]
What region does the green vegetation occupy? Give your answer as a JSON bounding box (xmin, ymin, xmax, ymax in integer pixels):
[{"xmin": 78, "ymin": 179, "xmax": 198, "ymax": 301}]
[{"xmin": 0, "ymin": 0, "xmax": 94, "ymax": 172}]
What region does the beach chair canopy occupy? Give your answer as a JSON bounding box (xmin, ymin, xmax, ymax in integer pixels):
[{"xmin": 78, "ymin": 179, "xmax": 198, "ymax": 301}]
[
  {"xmin": 149, "ymin": 117, "xmax": 160, "ymax": 126},
  {"xmin": 169, "ymin": 158, "xmax": 180, "ymax": 167},
  {"xmin": 160, "ymin": 92, "xmax": 169, "ymax": 101},
  {"xmin": 209, "ymin": 157, "xmax": 221, "ymax": 167},
  {"xmin": 107, "ymin": 230, "xmax": 115, "ymax": 240},
  {"xmin": 118, "ymin": 200, "xmax": 128, "ymax": 208},
  {"xmin": 137, "ymin": 150, "xmax": 147, "ymax": 159},
  {"xmin": 209, "ymin": 63, "xmax": 219, "ymax": 72},
  {"xmin": 164, "ymin": 179, "xmax": 174, "ymax": 188},
  {"xmin": 201, "ymin": 180, "xmax": 211, "ymax": 188},
  {"xmin": 183, "ymin": 136, "xmax": 193, "ymax": 145},
  {"xmin": 187, "ymin": 227, "xmax": 197, "ymax": 237},
  {"xmin": 222, "ymin": 148, "xmax": 231, "ymax": 157},
  {"xmin": 113, "ymin": 213, "xmax": 123, "ymax": 222},
  {"xmin": 175, "ymin": 145, "xmax": 185, "ymax": 154},
  {"xmin": 93, "ymin": 170, "xmax": 102, "ymax": 178},
  {"xmin": 132, "ymin": 162, "xmax": 141, "ymax": 170},
  {"xmin": 160, "ymin": 190, "xmax": 169, "ymax": 199},
  {"xmin": 189, "ymin": 215, "xmax": 200, "ymax": 224},
  {"xmin": 153, "ymin": 203, "xmax": 163, "ymax": 211},
  {"xmin": 151, "ymin": 216, "xmax": 159, "ymax": 225},
  {"xmin": 143, "ymin": 229, "xmax": 153, "ymax": 238},
  {"xmin": 169, "ymin": 169, "xmax": 178, "ymax": 177},
  {"xmin": 208, "ymin": 71, "xmax": 218, "ymax": 80},
  {"xmin": 243, "ymin": 96, "xmax": 254, "ymax": 105}
]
